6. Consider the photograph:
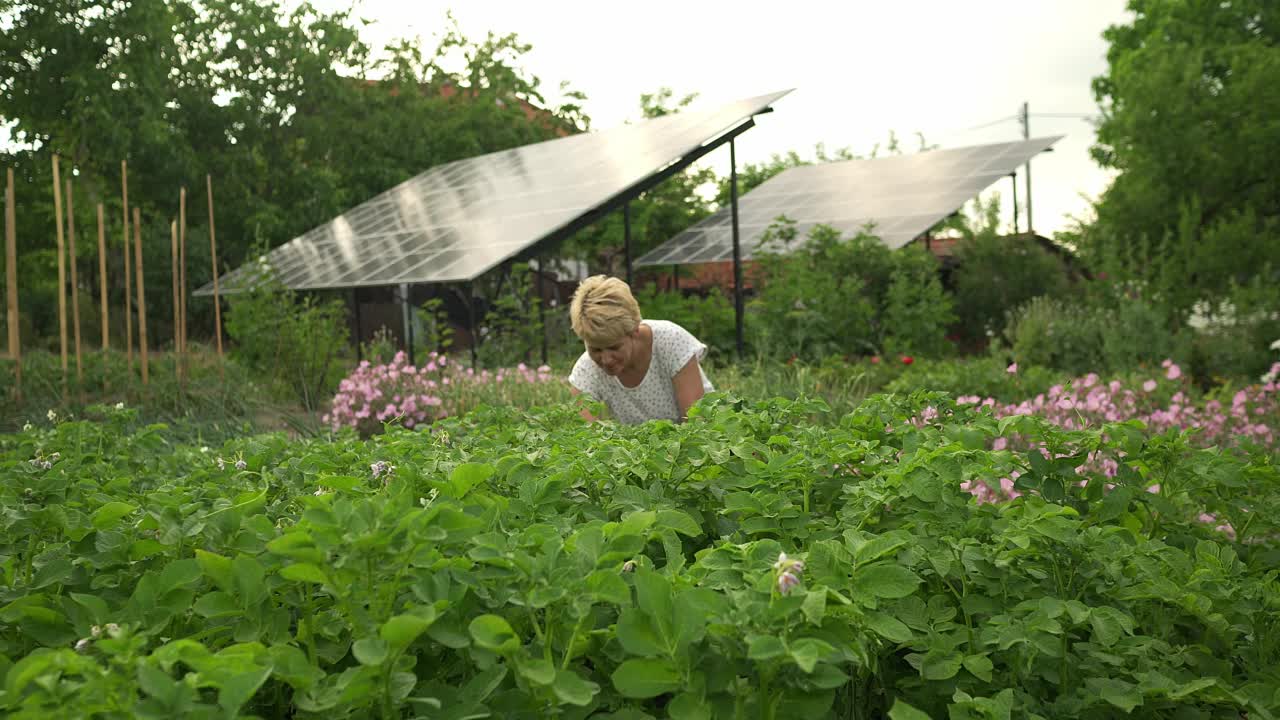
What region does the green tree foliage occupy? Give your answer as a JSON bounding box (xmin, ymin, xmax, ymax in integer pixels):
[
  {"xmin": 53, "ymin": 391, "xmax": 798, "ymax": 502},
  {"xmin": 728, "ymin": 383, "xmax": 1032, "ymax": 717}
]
[
  {"xmin": 0, "ymin": 1, "xmax": 586, "ymax": 342},
  {"xmin": 951, "ymin": 195, "xmax": 1072, "ymax": 343},
  {"xmin": 1081, "ymin": 0, "xmax": 1280, "ymax": 312},
  {"xmin": 748, "ymin": 219, "xmax": 952, "ymax": 361}
]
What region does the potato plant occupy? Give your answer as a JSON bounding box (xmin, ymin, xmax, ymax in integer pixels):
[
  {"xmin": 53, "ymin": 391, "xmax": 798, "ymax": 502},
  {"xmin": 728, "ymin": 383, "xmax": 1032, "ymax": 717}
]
[{"xmin": 1, "ymin": 395, "xmax": 1277, "ymax": 719}]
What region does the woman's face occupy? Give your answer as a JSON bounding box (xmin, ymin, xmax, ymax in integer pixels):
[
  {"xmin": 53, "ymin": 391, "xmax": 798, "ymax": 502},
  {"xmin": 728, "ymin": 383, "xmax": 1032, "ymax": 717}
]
[{"xmin": 587, "ymin": 329, "xmax": 638, "ymax": 376}]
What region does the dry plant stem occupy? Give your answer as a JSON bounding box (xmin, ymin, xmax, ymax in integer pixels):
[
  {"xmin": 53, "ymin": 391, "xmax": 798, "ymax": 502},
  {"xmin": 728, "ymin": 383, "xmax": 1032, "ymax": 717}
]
[
  {"xmin": 171, "ymin": 220, "xmax": 182, "ymax": 396},
  {"xmin": 52, "ymin": 155, "xmax": 67, "ymax": 402},
  {"xmin": 97, "ymin": 204, "xmax": 108, "ymax": 351},
  {"xmin": 122, "ymin": 160, "xmax": 133, "ymax": 378},
  {"xmin": 66, "ymin": 179, "xmax": 83, "ymax": 400},
  {"xmin": 134, "ymin": 207, "xmax": 149, "ymax": 387},
  {"xmin": 208, "ymin": 175, "xmax": 224, "ymax": 377},
  {"xmin": 179, "ymin": 186, "xmax": 187, "ymax": 383},
  {"xmin": 5, "ymin": 168, "xmax": 20, "ymax": 403}
]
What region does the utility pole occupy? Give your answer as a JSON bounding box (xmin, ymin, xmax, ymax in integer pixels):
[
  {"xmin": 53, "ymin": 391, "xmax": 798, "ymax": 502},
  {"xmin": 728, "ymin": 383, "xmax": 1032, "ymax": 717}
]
[{"xmin": 1021, "ymin": 101, "xmax": 1033, "ymax": 234}]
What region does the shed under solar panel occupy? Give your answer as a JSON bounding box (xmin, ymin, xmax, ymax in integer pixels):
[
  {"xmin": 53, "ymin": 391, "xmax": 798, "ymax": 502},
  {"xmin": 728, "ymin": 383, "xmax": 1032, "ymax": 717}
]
[
  {"xmin": 635, "ymin": 135, "xmax": 1063, "ymax": 267},
  {"xmin": 194, "ymin": 89, "xmax": 792, "ymax": 296}
]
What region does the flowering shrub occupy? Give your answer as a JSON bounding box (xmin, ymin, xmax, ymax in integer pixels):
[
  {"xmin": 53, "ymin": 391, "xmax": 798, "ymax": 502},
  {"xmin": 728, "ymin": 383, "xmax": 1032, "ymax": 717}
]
[
  {"xmin": 951, "ymin": 360, "xmax": 1280, "ymax": 524},
  {"xmin": 323, "ymin": 351, "xmax": 559, "ymax": 434}
]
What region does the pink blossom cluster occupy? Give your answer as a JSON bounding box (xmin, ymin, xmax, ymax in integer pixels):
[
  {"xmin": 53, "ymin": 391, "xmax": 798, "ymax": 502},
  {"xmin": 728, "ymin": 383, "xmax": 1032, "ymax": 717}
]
[
  {"xmin": 323, "ymin": 351, "xmax": 556, "ymax": 433},
  {"xmin": 956, "ymin": 360, "xmax": 1279, "ymax": 451},
  {"xmin": 948, "ymin": 360, "xmax": 1279, "ymax": 538}
]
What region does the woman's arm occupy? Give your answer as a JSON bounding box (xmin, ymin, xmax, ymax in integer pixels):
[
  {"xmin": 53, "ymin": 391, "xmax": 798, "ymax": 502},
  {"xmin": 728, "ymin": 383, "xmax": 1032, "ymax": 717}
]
[
  {"xmin": 569, "ymin": 387, "xmax": 600, "ymax": 422},
  {"xmin": 672, "ymin": 356, "xmax": 706, "ymax": 421}
]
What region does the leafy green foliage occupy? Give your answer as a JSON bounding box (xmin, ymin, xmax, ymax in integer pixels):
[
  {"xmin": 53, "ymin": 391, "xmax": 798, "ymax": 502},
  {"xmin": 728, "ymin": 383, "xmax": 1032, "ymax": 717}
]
[
  {"xmin": 634, "ymin": 283, "xmax": 736, "ymax": 357},
  {"xmin": 1, "ymin": 390, "xmax": 1277, "ymax": 718},
  {"xmin": 222, "ymin": 263, "xmax": 350, "ymax": 411},
  {"xmin": 1081, "ymin": 0, "xmax": 1280, "ymax": 311},
  {"xmin": 952, "ymin": 231, "xmax": 1072, "ymax": 344},
  {"xmin": 1003, "ymin": 291, "xmax": 1188, "ymax": 377},
  {"xmin": 749, "ymin": 221, "xmax": 952, "ymax": 361},
  {"xmin": 0, "ymin": 2, "xmax": 585, "ymax": 341}
]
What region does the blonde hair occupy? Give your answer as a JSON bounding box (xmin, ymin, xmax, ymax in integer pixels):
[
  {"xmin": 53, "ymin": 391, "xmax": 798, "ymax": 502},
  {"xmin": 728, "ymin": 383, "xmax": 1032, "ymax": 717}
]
[{"xmin": 569, "ymin": 275, "xmax": 641, "ymax": 346}]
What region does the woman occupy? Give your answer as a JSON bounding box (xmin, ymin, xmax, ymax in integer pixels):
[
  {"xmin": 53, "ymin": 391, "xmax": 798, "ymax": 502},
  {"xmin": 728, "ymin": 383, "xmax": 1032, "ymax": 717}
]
[{"xmin": 567, "ymin": 275, "xmax": 713, "ymax": 424}]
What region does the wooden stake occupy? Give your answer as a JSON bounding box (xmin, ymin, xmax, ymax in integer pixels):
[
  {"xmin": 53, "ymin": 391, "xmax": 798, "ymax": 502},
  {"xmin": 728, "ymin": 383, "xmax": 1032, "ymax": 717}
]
[
  {"xmin": 179, "ymin": 187, "xmax": 187, "ymax": 376},
  {"xmin": 97, "ymin": 204, "xmax": 108, "ymax": 351},
  {"xmin": 5, "ymin": 167, "xmax": 20, "ymax": 404},
  {"xmin": 133, "ymin": 207, "xmax": 148, "ymax": 387},
  {"xmin": 207, "ymin": 175, "xmax": 223, "ymax": 375},
  {"xmin": 66, "ymin": 178, "xmax": 83, "ymax": 396},
  {"xmin": 171, "ymin": 220, "xmax": 180, "ymax": 386},
  {"xmin": 52, "ymin": 155, "xmax": 68, "ymax": 402},
  {"xmin": 122, "ymin": 160, "xmax": 133, "ymax": 377}
]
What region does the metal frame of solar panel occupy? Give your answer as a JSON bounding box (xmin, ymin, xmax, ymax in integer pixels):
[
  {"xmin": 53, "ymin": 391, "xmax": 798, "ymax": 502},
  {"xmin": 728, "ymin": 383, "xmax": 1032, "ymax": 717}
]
[
  {"xmin": 635, "ymin": 135, "xmax": 1063, "ymax": 267},
  {"xmin": 194, "ymin": 89, "xmax": 793, "ymax": 297}
]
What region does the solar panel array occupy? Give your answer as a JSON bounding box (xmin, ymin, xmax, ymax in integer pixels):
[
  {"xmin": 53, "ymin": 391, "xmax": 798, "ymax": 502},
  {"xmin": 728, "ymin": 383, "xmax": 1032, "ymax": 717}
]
[
  {"xmin": 635, "ymin": 135, "xmax": 1063, "ymax": 267},
  {"xmin": 195, "ymin": 89, "xmax": 792, "ymax": 295}
]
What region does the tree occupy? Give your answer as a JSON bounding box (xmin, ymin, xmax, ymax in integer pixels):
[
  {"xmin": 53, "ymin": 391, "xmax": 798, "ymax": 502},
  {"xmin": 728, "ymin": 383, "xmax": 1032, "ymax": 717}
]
[
  {"xmin": 0, "ymin": 1, "xmax": 587, "ymax": 342},
  {"xmin": 1081, "ymin": 0, "xmax": 1280, "ymax": 313}
]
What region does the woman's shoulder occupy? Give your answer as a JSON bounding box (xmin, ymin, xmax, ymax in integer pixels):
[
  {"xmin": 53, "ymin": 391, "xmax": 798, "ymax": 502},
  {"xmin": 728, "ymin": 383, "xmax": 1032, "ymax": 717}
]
[{"xmin": 644, "ymin": 318, "xmax": 691, "ymax": 338}]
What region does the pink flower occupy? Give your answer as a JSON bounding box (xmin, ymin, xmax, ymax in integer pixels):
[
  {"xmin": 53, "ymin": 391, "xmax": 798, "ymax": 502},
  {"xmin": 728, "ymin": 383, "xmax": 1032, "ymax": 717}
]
[
  {"xmin": 1143, "ymin": 380, "xmax": 1157, "ymax": 393},
  {"xmin": 1007, "ymin": 363, "xmax": 1018, "ymax": 374},
  {"xmin": 1166, "ymin": 364, "xmax": 1182, "ymax": 380}
]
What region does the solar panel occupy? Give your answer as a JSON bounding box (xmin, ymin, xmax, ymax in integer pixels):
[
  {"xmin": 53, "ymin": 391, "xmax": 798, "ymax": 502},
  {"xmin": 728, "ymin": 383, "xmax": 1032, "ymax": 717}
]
[
  {"xmin": 195, "ymin": 89, "xmax": 792, "ymax": 295},
  {"xmin": 634, "ymin": 136, "xmax": 1063, "ymax": 267}
]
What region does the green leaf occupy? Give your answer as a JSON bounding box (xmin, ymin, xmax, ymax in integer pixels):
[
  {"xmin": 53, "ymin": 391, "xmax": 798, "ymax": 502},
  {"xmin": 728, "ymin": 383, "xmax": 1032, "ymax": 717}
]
[
  {"xmin": 656, "ymin": 509, "xmax": 703, "ymax": 537},
  {"xmin": 789, "ymin": 638, "xmax": 833, "ymax": 673},
  {"xmin": 586, "ymin": 569, "xmax": 631, "ymax": 606},
  {"xmin": 517, "ymin": 657, "xmax": 556, "ymax": 686},
  {"xmin": 963, "ymin": 655, "xmax": 993, "ymax": 682},
  {"xmin": 469, "ymin": 614, "xmax": 519, "ymax": 653},
  {"xmin": 617, "ymin": 608, "xmax": 666, "ymax": 656},
  {"xmin": 611, "ymin": 657, "xmax": 682, "ymax": 698},
  {"xmin": 668, "ymin": 692, "xmax": 712, "ymax": 720},
  {"xmin": 380, "ymin": 610, "xmax": 436, "ymax": 650},
  {"xmin": 352, "ymin": 636, "xmax": 389, "ymax": 666},
  {"xmin": 865, "ymin": 611, "xmax": 913, "ymax": 644},
  {"xmin": 1089, "ymin": 606, "xmax": 1134, "ymax": 647},
  {"xmin": 634, "ymin": 568, "xmax": 674, "ymax": 641},
  {"xmin": 70, "ymin": 593, "xmax": 110, "ymax": 623},
  {"xmin": 920, "ymin": 651, "xmax": 963, "ymax": 680},
  {"xmin": 1092, "ymin": 678, "xmax": 1143, "ymax": 712},
  {"xmin": 194, "ymin": 550, "xmax": 234, "ymax": 593},
  {"xmin": 747, "ymin": 635, "xmax": 786, "ymax": 660},
  {"xmin": 218, "ymin": 666, "xmax": 272, "ymax": 713},
  {"xmin": 448, "ymin": 463, "xmax": 494, "ymax": 498},
  {"xmin": 91, "ymin": 501, "xmax": 137, "ymax": 530},
  {"xmin": 193, "ymin": 592, "xmax": 241, "ymax": 618},
  {"xmin": 157, "ymin": 559, "xmax": 203, "ymax": 593},
  {"xmin": 265, "ymin": 532, "xmax": 324, "ymax": 564},
  {"xmin": 279, "ymin": 563, "xmax": 329, "ymax": 585},
  {"xmin": 853, "ymin": 530, "xmax": 912, "ymax": 566},
  {"xmin": 888, "ymin": 699, "xmax": 933, "ymax": 720},
  {"xmin": 853, "ymin": 562, "xmax": 922, "ymax": 599},
  {"xmin": 617, "ymin": 510, "xmax": 658, "ymax": 538},
  {"xmin": 802, "ymin": 589, "xmax": 827, "ymax": 625},
  {"xmin": 552, "ymin": 668, "xmax": 599, "ymax": 706}
]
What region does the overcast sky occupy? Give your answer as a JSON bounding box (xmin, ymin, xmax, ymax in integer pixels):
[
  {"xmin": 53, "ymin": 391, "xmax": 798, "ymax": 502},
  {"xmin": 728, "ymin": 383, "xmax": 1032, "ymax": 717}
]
[{"xmin": 311, "ymin": 1, "xmax": 1135, "ymax": 237}]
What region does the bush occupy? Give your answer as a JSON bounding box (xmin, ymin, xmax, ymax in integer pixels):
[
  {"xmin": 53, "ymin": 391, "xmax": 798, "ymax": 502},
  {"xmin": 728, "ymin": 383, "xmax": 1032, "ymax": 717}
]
[
  {"xmin": 748, "ymin": 221, "xmax": 951, "ymax": 361},
  {"xmin": 951, "ymin": 231, "xmax": 1071, "ymax": 342},
  {"xmin": 324, "ymin": 351, "xmax": 566, "ymax": 435},
  {"xmin": 634, "ymin": 283, "xmax": 736, "ymax": 357},
  {"xmin": 223, "ymin": 262, "xmax": 350, "ymax": 411},
  {"xmin": 1185, "ymin": 279, "xmax": 1280, "ymax": 384},
  {"xmin": 1003, "ymin": 290, "xmax": 1185, "ymax": 377},
  {"xmin": 884, "ymin": 356, "xmax": 1061, "ymax": 402}
]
